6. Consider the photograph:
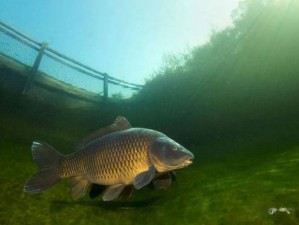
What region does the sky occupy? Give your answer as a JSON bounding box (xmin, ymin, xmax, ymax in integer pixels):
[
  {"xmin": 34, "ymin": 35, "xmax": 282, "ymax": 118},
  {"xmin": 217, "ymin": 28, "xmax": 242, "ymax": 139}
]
[{"xmin": 1, "ymin": 0, "xmax": 239, "ymax": 85}]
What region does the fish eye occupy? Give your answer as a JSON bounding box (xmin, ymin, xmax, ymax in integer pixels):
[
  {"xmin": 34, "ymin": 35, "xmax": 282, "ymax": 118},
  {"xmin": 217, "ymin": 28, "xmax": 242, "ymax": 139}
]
[{"xmin": 172, "ymin": 146, "xmax": 178, "ymax": 151}]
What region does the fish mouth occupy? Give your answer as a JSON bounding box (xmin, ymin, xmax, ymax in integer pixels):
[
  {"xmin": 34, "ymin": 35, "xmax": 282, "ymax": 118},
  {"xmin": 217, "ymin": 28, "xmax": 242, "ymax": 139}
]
[
  {"xmin": 183, "ymin": 151, "xmax": 194, "ymax": 166},
  {"xmin": 183, "ymin": 158, "xmax": 193, "ymax": 166},
  {"xmin": 167, "ymin": 157, "xmax": 194, "ymax": 170}
]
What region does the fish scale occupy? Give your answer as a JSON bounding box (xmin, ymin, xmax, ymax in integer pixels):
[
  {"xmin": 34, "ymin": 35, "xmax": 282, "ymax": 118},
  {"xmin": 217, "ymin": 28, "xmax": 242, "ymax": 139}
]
[
  {"xmin": 70, "ymin": 131, "xmax": 150, "ymax": 183},
  {"xmin": 58, "ymin": 128, "xmax": 160, "ymax": 185}
]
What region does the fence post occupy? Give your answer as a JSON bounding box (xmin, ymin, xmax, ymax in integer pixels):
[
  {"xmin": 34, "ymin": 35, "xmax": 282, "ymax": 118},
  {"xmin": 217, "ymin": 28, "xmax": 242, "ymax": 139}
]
[
  {"xmin": 103, "ymin": 73, "xmax": 108, "ymax": 100},
  {"xmin": 22, "ymin": 43, "xmax": 46, "ymax": 94}
]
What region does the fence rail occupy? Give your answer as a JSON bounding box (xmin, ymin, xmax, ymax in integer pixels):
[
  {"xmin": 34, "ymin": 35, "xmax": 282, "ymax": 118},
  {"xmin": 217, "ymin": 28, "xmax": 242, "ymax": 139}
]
[{"xmin": 0, "ymin": 20, "xmax": 143, "ymax": 99}]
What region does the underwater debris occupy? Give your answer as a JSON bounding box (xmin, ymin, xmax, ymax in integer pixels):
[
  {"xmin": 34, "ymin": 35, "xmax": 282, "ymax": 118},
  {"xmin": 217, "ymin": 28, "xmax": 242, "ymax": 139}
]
[{"xmin": 268, "ymin": 207, "xmax": 291, "ymax": 215}]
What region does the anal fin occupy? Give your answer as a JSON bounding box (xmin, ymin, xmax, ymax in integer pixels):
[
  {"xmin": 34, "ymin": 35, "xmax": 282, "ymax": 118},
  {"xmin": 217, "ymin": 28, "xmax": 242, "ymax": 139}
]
[
  {"xmin": 103, "ymin": 184, "xmax": 126, "ymax": 201},
  {"xmin": 89, "ymin": 184, "xmax": 133, "ymax": 200},
  {"xmin": 119, "ymin": 185, "xmax": 133, "ymax": 200},
  {"xmin": 71, "ymin": 176, "xmax": 90, "ymax": 200}
]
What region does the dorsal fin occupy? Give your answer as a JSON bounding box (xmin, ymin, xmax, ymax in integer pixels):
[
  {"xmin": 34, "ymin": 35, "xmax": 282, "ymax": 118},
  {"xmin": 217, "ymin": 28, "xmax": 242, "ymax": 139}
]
[
  {"xmin": 114, "ymin": 116, "xmax": 132, "ymax": 129},
  {"xmin": 76, "ymin": 116, "xmax": 131, "ymax": 151}
]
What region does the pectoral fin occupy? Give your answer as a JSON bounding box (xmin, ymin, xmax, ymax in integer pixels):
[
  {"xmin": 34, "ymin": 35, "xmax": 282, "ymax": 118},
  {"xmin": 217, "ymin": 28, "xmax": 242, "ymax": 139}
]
[
  {"xmin": 148, "ymin": 171, "xmax": 176, "ymax": 190},
  {"xmin": 152, "ymin": 173, "xmax": 172, "ymax": 190},
  {"xmin": 71, "ymin": 176, "xmax": 90, "ymax": 200},
  {"xmin": 133, "ymin": 166, "xmax": 156, "ymax": 190},
  {"xmin": 103, "ymin": 184, "xmax": 126, "ymax": 201}
]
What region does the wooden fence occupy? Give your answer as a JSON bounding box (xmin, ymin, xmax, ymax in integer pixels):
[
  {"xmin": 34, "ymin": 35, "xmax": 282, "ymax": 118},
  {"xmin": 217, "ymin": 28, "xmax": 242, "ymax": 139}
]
[{"xmin": 0, "ymin": 20, "xmax": 143, "ymax": 99}]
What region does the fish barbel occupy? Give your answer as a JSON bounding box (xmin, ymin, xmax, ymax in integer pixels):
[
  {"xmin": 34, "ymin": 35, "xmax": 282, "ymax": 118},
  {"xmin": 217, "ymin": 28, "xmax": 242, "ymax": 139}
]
[{"xmin": 24, "ymin": 117, "xmax": 194, "ymax": 201}]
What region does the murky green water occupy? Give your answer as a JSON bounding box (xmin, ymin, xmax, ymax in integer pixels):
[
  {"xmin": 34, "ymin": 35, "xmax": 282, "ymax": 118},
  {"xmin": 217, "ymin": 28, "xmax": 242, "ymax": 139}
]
[{"xmin": 1, "ymin": 84, "xmax": 298, "ymax": 225}]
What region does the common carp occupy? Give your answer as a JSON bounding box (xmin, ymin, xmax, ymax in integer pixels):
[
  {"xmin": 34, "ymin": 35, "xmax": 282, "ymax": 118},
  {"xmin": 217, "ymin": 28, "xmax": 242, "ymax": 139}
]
[{"xmin": 24, "ymin": 117, "xmax": 194, "ymax": 201}]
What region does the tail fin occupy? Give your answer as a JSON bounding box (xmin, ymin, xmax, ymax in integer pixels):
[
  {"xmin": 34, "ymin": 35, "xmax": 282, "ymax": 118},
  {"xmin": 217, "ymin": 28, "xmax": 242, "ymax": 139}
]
[{"xmin": 24, "ymin": 141, "xmax": 63, "ymax": 193}]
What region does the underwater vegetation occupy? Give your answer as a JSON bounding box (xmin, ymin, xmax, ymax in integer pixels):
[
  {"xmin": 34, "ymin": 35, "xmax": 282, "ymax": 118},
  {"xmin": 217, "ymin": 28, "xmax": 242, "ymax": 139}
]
[
  {"xmin": 0, "ymin": 0, "xmax": 299, "ymax": 224},
  {"xmin": 132, "ymin": 0, "xmax": 299, "ymax": 147}
]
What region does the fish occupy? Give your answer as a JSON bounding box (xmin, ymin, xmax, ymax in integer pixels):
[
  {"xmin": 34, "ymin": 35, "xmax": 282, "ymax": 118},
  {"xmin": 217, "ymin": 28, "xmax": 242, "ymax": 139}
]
[{"xmin": 24, "ymin": 116, "xmax": 194, "ymax": 201}]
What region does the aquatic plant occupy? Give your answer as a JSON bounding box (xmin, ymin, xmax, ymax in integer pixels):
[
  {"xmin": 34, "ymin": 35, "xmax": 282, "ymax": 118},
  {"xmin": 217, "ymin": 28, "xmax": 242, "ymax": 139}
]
[{"xmin": 132, "ymin": 0, "xmax": 299, "ymax": 147}]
